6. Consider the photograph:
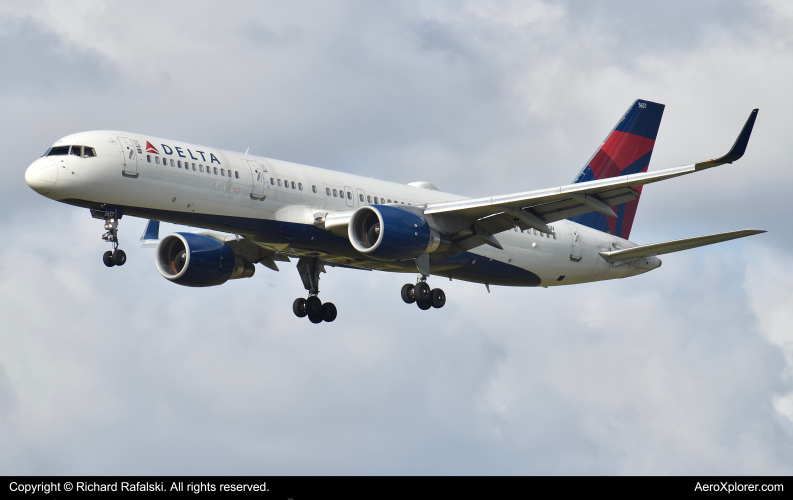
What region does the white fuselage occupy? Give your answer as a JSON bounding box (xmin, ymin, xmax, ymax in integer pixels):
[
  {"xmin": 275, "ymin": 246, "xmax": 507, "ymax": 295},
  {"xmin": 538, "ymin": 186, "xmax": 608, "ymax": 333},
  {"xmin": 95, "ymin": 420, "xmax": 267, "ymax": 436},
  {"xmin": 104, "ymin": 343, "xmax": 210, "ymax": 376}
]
[{"xmin": 25, "ymin": 130, "xmax": 660, "ymax": 287}]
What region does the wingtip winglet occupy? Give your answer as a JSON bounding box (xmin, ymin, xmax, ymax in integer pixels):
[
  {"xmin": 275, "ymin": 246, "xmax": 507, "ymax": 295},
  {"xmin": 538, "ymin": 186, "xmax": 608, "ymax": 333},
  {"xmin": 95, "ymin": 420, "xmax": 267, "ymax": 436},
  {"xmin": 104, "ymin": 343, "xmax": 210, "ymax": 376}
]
[
  {"xmin": 695, "ymin": 108, "xmax": 758, "ymax": 169},
  {"xmin": 720, "ymin": 108, "xmax": 759, "ymax": 163}
]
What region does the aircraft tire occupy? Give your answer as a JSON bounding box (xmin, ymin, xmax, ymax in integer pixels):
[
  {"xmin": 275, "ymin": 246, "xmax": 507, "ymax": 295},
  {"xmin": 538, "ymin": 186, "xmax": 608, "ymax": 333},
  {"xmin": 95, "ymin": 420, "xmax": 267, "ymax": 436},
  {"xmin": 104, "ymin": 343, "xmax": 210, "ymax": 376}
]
[
  {"xmin": 321, "ymin": 302, "xmax": 337, "ymax": 322},
  {"xmin": 103, "ymin": 251, "xmax": 115, "ymax": 267},
  {"xmin": 293, "ymin": 298, "xmax": 307, "ymax": 318},
  {"xmin": 431, "ymin": 288, "xmax": 446, "ymax": 309},
  {"xmin": 415, "ymin": 282, "xmax": 431, "ymax": 301},
  {"xmin": 401, "ymin": 284, "xmax": 416, "ymax": 304},
  {"xmin": 416, "ymin": 299, "xmax": 432, "ymax": 310},
  {"xmin": 308, "ymin": 311, "xmax": 323, "ymax": 324},
  {"xmin": 112, "ymin": 249, "xmax": 127, "ymax": 266},
  {"xmin": 305, "ymin": 296, "xmax": 322, "ymax": 316}
]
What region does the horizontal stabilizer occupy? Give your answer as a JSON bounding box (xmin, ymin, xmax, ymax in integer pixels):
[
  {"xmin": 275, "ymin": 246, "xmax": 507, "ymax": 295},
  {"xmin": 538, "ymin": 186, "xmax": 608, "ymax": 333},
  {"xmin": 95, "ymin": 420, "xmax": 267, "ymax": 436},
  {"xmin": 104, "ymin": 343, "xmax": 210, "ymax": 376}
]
[
  {"xmin": 139, "ymin": 220, "xmax": 160, "ymax": 248},
  {"xmin": 599, "ymin": 229, "xmax": 765, "ymax": 262}
]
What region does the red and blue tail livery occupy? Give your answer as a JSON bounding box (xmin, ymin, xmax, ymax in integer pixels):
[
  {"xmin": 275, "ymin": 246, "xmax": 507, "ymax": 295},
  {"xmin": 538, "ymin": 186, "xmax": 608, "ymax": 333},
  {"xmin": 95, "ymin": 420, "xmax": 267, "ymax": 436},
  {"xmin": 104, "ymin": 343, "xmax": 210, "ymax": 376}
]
[{"xmin": 569, "ymin": 99, "xmax": 665, "ymax": 239}]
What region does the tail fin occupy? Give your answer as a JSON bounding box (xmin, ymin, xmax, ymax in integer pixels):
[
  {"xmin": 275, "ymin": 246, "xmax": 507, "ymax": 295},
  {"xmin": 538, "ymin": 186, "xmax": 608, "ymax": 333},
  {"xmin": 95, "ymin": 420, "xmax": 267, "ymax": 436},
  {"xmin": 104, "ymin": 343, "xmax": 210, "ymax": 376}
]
[{"xmin": 569, "ymin": 99, "xmax": 665, "ymax": 240}]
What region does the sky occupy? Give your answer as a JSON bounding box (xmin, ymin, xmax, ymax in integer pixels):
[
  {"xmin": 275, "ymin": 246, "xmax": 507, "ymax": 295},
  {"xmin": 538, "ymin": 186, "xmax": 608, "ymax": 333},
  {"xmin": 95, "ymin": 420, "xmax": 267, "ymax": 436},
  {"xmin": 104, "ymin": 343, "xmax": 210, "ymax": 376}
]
[{"xmin": 1, "ymin": 0, "xmax": 792, "ymax": 474}]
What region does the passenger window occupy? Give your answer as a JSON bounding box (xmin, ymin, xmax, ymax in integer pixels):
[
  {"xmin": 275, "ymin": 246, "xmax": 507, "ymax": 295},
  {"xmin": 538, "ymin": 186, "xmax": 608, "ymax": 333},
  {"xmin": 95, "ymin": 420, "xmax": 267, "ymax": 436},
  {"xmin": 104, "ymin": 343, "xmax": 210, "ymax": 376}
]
[
  {"xmin": 291, "ymin": 181, "xmax": 296, "ymax": 189},
  {"xmin": 326, "ymin": 187, "xmax": 331, "ymax": 196},
  {"xmin": 270, "ymin": 177, "xmax": 275, "ymax": 185},
  {"xmin": 235, "ymin": 171, "xmax": 239, "ymax": 179},
  {"xmin": 178, "ymin": 161, "xmax": 183, "ymax": 168},
  {"xmin": 221, "ymin": 168, "xmax": 225, "ymax": 176},
  {"xmin": 347, "ymin": 192, "xmax": 352, "ymax": 200},
  {"xmin": 387, "ymin": 199, "xmax": 392, "ymax": 203},
  {"xmin": 312, "ymin": 185, "xmax": 317, "ymax": 193},
  {"xmin": 298, "ymin": 182, "xmax": 303, "ymax": 190},
  {"xmin": 192, "ymin": 163, "xmax": 196, "ymax": 171},
  {"xmin": 213, "ymin": 167, "xmax": 218, "ymax": 174},
  {"xmin": 373, "ymin": 197, "xmax": 378, "ymax": 203},
  {"xmin": 359, "ymin": 194, "xmax": 364, "ymax": 202},
  {"xmin": 69, "ymin": 145, "xmax": 82, "ymax": 156},
  {"xmin": 333, "ymin": 189, "xmax": 338, "ymax": 197},
  {"xmin": 277, "ymin": 179, "xmax": 282, "ymax": 186},
  {"xmin": 155, "ymin": 156, "xmax": 160, "ymax": 165},
  {"xmin": 147, "ymin": 155, "xmax": 151, "ymax": 163},
  {"xmin": 553, "ymin": 233, "xmax": 557, "ymax": 239},
  {"xmin": 199, "ymin": 165, "xmax": 203, "ymax": 172},
  {"xmin": 367, "ymin": 195, "xmax": 372, "ymax": 203},
  {"xmin": 47, "ymin": 146, "xmax": 70, "ymax": 156}
]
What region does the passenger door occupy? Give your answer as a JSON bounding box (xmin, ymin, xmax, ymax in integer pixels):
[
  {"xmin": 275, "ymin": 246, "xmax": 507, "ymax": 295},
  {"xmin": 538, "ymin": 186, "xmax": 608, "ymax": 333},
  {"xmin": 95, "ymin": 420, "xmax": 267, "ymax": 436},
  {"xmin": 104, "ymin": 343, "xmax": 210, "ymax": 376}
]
[
  {"xmin": 245, "ymin": 159, "xmax": 266, "ymax": 200},
  {"xmin": 567, "ymin": 222, "xmax": 583, "ymax": 261},
  {"xmin": 117, "ymin": 136, "xmax": 138, "ymax": 177}
]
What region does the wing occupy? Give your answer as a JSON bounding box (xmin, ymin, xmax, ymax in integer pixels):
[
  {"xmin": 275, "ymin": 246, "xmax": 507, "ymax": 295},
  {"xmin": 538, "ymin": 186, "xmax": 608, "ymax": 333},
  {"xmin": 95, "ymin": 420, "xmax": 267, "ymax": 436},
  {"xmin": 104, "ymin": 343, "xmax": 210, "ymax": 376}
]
[
  {"xmin": 425, "ymin": 109, "xmax": 758, "ymax": 248},
  {"xmin": 599, "ymin": 229, "xmax": 765, "ymax": 262}
]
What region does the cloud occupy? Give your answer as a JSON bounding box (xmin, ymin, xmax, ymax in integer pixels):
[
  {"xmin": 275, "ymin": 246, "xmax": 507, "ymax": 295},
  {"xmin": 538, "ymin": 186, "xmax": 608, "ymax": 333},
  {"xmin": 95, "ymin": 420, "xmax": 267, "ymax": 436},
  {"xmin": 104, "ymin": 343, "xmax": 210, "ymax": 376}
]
[{"xmin": 0, "ymin": 16, "xmax": 119, "ymax": 96}]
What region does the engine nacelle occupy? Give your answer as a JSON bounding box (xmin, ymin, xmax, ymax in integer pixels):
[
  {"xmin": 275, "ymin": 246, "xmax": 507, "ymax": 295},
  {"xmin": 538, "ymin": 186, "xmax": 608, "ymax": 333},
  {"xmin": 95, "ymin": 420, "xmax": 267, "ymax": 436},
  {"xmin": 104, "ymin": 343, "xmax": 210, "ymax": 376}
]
[
  {"xmin": 155, "ymin": 233, "xmax": 255, "ymax": 287},
  {"xmin": 348, "ymin": 205, "xmax": 446, "ymax": 261}
]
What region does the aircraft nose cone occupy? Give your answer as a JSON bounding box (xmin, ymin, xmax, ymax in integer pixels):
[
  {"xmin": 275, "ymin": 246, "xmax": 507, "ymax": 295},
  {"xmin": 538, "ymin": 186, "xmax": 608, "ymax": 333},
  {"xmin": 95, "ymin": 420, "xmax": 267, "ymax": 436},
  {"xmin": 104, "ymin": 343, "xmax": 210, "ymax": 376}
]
[{"xmin": 25, "ymin": 158, "xmax": 57, "ymax": 195}]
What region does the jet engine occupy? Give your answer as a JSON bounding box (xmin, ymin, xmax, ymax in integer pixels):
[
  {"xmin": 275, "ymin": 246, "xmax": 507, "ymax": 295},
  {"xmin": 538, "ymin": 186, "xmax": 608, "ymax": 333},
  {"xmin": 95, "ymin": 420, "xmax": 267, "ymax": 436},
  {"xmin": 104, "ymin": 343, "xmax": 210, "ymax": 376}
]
[
  {"xmin": 348, "ymin": 205, "xmax": 447, "ymax": 260},
  {"xmin": 155, "ymin": 233, "xmax": 255, "ymax": 287}
]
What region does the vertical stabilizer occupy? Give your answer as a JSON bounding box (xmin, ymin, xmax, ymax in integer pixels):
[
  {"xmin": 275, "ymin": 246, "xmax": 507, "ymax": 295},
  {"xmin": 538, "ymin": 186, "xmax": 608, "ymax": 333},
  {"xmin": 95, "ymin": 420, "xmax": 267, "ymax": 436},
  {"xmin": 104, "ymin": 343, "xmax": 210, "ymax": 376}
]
[{"xmin": 569, "ymin": 99, "xmax": 665, "ymax": 239}]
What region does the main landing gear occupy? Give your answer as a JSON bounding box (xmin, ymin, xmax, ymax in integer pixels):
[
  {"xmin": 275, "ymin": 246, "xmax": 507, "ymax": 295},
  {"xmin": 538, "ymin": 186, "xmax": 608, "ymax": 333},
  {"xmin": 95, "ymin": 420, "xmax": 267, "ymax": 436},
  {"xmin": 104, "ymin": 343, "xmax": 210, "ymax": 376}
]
[
  {"xmin": 94, "ymin": 208, "xmax": 126, "ymax": 267},
  {"xmin": 401, "ymin": 274, "xmax": 446, "ymax": 310},
  {"xmin": 292, "ymin": 257, "xmax": 337, "ymax": 323}
]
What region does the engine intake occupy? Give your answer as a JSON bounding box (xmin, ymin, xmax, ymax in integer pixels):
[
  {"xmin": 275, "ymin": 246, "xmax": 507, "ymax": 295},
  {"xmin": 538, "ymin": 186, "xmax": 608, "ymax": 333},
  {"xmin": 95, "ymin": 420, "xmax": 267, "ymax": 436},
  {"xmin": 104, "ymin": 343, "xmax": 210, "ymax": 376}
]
[
  {"xmin": 156, "ymin": 233, "xmax": 255, "ymax": 287},
  {"xmin": 349, "ymin": 205, "xmax": 447, "ymax": 261}
]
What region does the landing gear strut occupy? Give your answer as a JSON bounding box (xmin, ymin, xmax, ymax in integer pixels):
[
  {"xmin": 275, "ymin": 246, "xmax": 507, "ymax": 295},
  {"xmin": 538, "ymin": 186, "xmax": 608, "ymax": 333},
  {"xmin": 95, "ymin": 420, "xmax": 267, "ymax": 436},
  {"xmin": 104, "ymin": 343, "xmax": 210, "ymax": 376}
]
[
  {"xmin": 401, "ymin": 274, "xmax": 445, "ymax": 310},
  {"xmin": 93, "ymin": 207, "xmax": 126, "ymax": 267},
  {"xmin": 293, "ymin": 257, "xmax": 337, "ymax": 323}
]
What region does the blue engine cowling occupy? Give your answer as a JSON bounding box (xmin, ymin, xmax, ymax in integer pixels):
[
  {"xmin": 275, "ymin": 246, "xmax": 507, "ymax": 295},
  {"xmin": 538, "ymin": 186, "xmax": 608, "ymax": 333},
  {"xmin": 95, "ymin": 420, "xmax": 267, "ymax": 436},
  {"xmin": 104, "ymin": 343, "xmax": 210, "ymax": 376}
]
[
  {"xmin": 348, "ymin": 205, "xmax": 443, "ymax": 260},
  {"xmin": 155, "ymin": 232, "xmax": 255, "ymax": 287}
]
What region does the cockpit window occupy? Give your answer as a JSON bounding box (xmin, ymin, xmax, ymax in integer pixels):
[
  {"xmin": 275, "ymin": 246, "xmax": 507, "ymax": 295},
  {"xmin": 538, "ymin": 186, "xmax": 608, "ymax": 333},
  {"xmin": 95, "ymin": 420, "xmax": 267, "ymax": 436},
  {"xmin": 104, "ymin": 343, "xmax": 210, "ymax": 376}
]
[
  {"xmin": 47, "ymin": 146, "xmax": 70, "ymax": 156},
  {"xmin": 46, "ymin": 145, "xmax": 96, "ymax": 157}
]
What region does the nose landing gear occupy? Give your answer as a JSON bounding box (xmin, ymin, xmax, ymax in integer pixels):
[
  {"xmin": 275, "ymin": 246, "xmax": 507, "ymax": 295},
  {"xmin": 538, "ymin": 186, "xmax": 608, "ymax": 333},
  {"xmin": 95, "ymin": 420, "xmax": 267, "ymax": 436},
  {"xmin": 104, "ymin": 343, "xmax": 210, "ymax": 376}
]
[
  {"xmin": 92, "ymin": 207, "xmax": 126, "ymax": 267},
  {"xmin": 401, "ymin": 274, "xmax": 445, "ymax": 310},
  {"xmin": 293, "ymin": 257, "xmax": 337, "ymax": 323}
]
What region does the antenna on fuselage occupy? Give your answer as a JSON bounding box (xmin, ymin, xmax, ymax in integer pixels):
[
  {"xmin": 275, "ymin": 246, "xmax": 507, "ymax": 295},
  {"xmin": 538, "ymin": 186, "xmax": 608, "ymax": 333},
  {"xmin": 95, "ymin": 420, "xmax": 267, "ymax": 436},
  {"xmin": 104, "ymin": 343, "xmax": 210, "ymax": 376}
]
[{"xmin": 245, "ymin": 148, "xmax": 249, "ymax": 154}]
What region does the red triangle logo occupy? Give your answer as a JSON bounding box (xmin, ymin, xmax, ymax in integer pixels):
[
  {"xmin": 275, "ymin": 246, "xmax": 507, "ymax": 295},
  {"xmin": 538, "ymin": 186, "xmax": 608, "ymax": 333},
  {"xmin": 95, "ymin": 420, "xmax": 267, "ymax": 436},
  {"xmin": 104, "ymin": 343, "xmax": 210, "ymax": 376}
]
[{"xmin": 146, "ymin": 141, "xmax": 159, "ymax": 154}]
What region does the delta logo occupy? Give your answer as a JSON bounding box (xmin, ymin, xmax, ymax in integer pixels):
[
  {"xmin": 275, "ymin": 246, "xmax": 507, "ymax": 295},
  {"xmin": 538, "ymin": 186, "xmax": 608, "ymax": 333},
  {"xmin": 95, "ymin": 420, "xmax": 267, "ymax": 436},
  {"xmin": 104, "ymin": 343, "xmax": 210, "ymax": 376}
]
[{"xmin": 146, "ymin": 140, "xmax": 222, "ymax": 165}]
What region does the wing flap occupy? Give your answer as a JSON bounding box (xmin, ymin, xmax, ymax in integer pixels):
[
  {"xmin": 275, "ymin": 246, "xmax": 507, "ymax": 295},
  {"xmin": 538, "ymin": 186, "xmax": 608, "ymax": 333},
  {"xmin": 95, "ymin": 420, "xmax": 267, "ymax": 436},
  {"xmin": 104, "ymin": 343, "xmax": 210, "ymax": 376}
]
[{"xmin": 599, "ymin": 229, "xmax": 765, "ymax": 262}]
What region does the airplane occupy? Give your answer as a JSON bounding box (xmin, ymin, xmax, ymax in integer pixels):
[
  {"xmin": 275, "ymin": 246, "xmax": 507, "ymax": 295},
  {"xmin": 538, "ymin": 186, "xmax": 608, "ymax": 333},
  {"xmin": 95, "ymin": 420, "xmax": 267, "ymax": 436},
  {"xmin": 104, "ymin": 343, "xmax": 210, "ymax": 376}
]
[{"xmin": 24, "ymin": 100, "xmax": 763, "ymax": 324}]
